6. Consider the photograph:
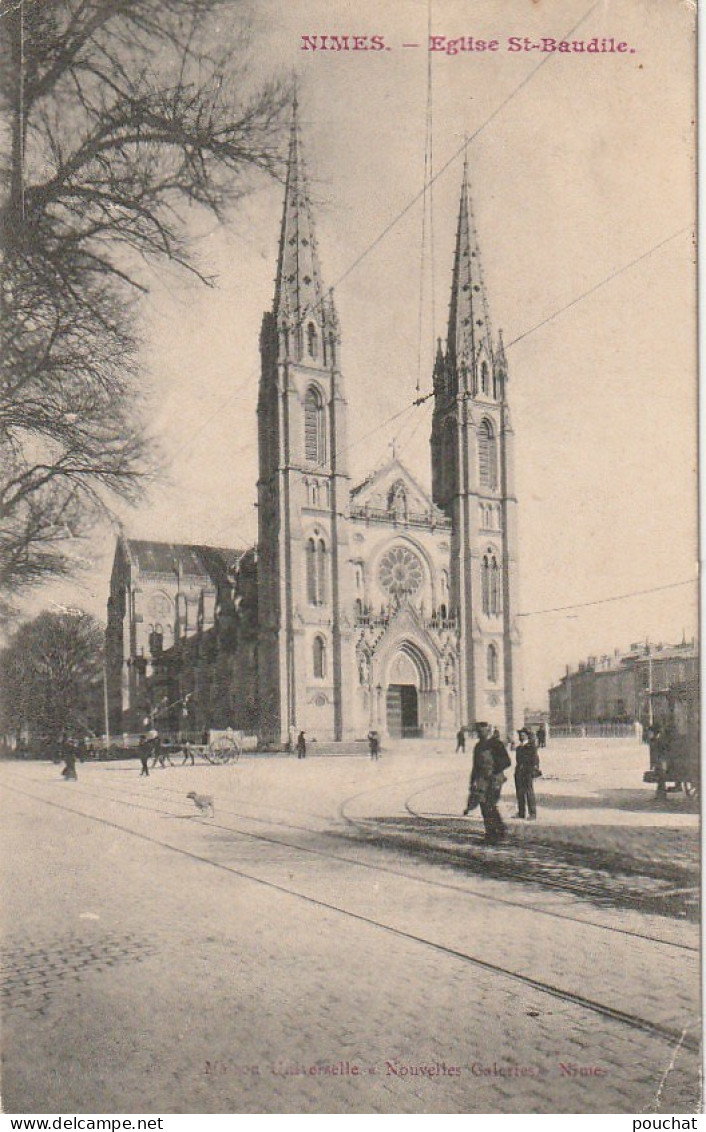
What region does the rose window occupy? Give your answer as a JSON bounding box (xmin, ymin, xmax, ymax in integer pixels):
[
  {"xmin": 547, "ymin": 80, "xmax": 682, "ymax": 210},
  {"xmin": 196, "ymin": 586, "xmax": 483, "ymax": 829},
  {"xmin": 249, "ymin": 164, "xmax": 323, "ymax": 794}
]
[{"xmin": 378, "ymin": 546, "xmax": 423, "ymax": 600}]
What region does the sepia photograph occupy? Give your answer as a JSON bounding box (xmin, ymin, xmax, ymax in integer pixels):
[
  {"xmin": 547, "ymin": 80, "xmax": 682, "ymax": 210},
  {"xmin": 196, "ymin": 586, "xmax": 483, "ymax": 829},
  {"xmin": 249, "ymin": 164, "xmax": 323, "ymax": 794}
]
[{"xmin": 0, "ymin": 0, "xmax": 699, "ymax": 1118}]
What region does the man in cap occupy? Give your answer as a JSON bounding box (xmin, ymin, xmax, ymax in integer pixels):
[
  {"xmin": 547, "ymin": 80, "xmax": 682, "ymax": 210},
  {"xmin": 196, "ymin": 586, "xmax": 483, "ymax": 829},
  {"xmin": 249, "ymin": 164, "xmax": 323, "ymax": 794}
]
[{"xmin": 465, "ymin": 722, "xmax": 511, "ymax": 844}]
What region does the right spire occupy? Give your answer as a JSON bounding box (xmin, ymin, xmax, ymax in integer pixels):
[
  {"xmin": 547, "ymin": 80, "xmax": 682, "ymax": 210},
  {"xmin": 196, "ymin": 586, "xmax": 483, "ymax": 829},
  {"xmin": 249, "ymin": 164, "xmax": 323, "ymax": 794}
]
[{"xmin": 445, "ymin": 155, "xmax": 495, "ymax": 394}]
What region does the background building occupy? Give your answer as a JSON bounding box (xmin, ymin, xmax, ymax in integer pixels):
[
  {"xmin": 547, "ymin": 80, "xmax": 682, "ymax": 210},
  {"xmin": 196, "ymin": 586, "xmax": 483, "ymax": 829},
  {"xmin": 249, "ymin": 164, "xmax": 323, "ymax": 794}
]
[{"xmin": 548, "ymin": 639, "xmax": 698, "ymax": 731}]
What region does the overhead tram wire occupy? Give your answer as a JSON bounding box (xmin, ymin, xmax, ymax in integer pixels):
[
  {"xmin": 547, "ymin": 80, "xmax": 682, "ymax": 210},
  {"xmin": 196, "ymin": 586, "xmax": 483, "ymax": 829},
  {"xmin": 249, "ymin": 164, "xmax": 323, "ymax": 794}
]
[
  {"xmin": 388, "ymin": 216, "xmax": 692, "ymax": 454},
  {"xmin": 175, "ymin": 3, "xmax": 599, "ymax": 471},
  {"xmin": 516, "ymin": 579, "xmax": 698, "ymax": 619},
  {"xmin": 414, "ymin": 0, "xmax": 436, "ymax": 398},
  {"xmin": 304, "ymin": 0, "xmax": 602, "ymax": 322},
  {"xmin": 192, "ymin": 209, "xmax": 691, "ymax": 521},
  {"xmin": 505, "ymin": 225, "xmax": 693, "ymax": 351}
]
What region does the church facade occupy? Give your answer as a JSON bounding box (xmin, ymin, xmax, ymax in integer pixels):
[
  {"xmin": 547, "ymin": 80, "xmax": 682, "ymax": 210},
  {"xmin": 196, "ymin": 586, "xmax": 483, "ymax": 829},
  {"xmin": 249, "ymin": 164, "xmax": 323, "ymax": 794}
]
[{"xmin": 107, "ymin": 106, "xmax": 523, "ymax": 744}]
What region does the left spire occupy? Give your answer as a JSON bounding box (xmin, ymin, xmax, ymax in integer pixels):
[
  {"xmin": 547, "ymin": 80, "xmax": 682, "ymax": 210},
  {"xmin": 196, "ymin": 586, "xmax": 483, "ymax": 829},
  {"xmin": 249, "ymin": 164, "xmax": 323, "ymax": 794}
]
[{"xmin": 273, "ymin": 94, "xmax": 328, "ymax": 330}]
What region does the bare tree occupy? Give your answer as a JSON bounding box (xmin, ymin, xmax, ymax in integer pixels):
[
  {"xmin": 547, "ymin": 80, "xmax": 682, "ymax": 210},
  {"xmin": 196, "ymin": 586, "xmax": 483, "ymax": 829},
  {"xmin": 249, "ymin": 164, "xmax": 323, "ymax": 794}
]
[
  {"xmin": 0, "ymin": 609, "xmax": 105, "ymax": 747},
  {"xmin": 1, "ymin": 0, "xmax": 290, "ymax": 606}
]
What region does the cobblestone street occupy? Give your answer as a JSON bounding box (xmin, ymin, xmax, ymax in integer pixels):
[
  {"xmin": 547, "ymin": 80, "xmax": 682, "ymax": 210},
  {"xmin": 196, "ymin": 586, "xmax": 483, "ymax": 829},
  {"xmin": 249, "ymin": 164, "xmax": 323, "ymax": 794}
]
[{"xmin": 1, "ymin": 739, "xmax": 700, "ymax": 1114}]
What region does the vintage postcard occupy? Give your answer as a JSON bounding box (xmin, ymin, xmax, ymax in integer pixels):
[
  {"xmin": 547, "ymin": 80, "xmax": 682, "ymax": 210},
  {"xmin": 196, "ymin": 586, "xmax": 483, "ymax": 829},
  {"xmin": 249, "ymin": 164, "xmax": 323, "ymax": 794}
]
[{"xmin": 0, "ymin": 0, "xmax": 699, "ymax": 1120}]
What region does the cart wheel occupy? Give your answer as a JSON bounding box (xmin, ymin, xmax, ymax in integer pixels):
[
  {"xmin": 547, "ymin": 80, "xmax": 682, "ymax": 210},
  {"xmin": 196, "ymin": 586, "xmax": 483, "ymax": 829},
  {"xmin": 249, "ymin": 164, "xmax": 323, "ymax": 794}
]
[
  {"xmin": 683, "ymin": 780, "xmax": 698, "ymax": 798},
  {"xmin": 208, "ymin": 737, "xmax": 233, "ymax": 764}
]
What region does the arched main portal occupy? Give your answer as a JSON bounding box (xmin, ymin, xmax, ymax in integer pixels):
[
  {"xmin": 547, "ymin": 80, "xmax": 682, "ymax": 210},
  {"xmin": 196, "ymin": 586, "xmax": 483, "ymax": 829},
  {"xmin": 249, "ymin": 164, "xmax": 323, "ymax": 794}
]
[{"xmin": 384, "ymin": 642, "xmax": 434, "ymax": 739}]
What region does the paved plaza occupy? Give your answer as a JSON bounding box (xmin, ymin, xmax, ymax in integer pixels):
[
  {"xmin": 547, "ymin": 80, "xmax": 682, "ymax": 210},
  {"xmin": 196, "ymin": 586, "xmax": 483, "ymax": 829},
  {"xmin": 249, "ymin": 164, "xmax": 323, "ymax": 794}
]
[{"xmin": 1, "ymin": 738, "xmax": 701, "ymax": 1114}]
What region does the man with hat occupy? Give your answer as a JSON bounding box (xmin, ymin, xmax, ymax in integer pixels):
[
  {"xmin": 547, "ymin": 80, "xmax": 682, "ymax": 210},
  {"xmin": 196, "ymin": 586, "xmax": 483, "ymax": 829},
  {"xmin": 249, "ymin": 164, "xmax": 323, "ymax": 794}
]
[
  {"xmin": 514, "ymin": 728, "xmax": 540, "ymax": 820},
  {"xmin": 464, "ymin": 722, "xmax": 511, "ymax": 844}
]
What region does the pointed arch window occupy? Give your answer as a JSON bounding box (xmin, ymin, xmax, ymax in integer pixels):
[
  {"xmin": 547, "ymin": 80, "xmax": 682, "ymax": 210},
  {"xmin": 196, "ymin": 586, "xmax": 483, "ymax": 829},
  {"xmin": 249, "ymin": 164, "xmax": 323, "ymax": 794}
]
[
  {"xmin": 306, "ymin": 536, "xmax": 327, "ymax": 606},
  {"xmin": 491, "ymin": 557, "xmax": 501, "ymax": 616},
  {"xmin": 307, "ymin": 321, "xmax": 318, "ymax": 360},
  {"xmin": 487, "ymin": 643, "xmax": 498, "ymax": 683},
  {"xmin": 388, "ymin": 481, "xmax": 408, "ymax": 521},
  {"xmin": 481, "ymin": 552, "xmax": 501, "ymax": 617},
  {"xmin": 478, "ymin": 419, "xmax": 498, "ymax": 490},
  {"xmin": 304, "ymin": 386, "xmax": 326, "ymax": 465},
  {"xmin": 313, "ymin": 635, "xmax": 326, "ymax": 679},
  {"xmin": 481, "ymin": 360, "xmax": 489, "ymax": 395},
  {"xmin": 306, "ymin": 538, "xmax": 317, "ymax": 604},
  {"xmin": 482, "ymin": 555, "xmax": 490, "ymax": 616},
  {"xmin": 316, "ymin": 539, "xmax": 327, "ymax": 605},
  {"xmin": 443, "ymin": 418, "xmax": 456, "ymax": 498}
]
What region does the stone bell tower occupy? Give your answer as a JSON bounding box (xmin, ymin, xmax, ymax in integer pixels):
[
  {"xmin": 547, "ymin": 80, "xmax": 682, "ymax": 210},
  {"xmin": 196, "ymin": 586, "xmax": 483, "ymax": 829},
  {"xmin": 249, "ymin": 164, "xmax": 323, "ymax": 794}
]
[
  {"xmin": 257, "ymin": 97, "xmax": 355, "ymax": 743},
  {"xmin": 430, "ymin": 157, "xmax": 523, "ymax": 735}
]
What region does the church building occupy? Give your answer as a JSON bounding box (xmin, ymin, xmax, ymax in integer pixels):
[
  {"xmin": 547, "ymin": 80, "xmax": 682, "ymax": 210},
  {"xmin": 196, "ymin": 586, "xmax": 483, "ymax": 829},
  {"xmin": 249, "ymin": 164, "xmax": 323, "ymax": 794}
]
[{"xmin": 106, "ymin": 103, "xmax": 523, "ymax": 744}]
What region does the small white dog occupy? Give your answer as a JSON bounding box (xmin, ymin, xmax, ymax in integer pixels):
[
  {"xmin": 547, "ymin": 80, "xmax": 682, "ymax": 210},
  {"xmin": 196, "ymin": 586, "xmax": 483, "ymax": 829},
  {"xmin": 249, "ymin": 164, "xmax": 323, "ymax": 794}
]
[{"xmin": 186, "ymin": 791, "xmax": 215, "ymax": 817}]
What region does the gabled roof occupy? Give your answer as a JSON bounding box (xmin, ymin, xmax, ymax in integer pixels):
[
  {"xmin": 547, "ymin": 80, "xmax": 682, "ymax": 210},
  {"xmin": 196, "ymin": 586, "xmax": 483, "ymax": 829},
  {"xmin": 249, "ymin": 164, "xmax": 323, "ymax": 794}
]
[
  {"xmin": 123, "ymin": 539, "xmax": 247, "ymax": 585},
  {"xmin": 350, "ymin": 456, "xmax": 442, "ymax": 517}
]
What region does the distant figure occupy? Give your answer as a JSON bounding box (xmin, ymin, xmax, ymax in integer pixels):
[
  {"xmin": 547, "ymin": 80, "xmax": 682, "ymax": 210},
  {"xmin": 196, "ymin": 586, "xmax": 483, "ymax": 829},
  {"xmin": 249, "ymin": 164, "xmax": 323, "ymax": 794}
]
[
  {"xmin": 514, "ymin": 728, "xmax": 540, "ymax": 820},
  {"xmin": 138, "ymin": 736, "xmax": 150, "ymax": 777},
  {"xmin": 455, "ymin": 727, "xmax": 466, "ymax": 754},
  {"xmin": 649, "ymin": 725, "xmax": 668, "ymax": 800},
  {"xmin": 464, "ymin": 722, "xmax": 511, "ymax": 844},
  {"xmin": 148, "ymin": 730, "xmax": 173, "ymax": 768},
  {"xmin": 181, "ymin": 741, "xmax": 195, "ymax": 766},
  {"xmin": 61, "ymin": 738, "xmax": 78, "ymax": 781},
  {"xmin": 296, "ymin": 730, "xmax": 307, "ymax": 759},
  {"xmin": 536, "ymin": 724, "xmax": 547, "ymax": 749},
  {"xmin": 368, "ymin": 730, "xmax": 380, "ymax": 760}
]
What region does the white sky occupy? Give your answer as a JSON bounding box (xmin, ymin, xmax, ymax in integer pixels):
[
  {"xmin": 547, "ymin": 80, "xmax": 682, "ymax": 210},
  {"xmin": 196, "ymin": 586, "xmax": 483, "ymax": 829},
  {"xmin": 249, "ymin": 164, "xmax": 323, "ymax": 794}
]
[{"xmin": 32, "ymin": 0, "xmax": 698, "ymax": 709}]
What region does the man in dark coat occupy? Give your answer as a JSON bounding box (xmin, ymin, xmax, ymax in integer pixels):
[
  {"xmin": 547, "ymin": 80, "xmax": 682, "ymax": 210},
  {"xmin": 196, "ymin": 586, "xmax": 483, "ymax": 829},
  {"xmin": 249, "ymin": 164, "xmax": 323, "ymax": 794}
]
[
  {"xmin": 455, "ymin": 727, "xmax": 466, "ymax": 753},
  {"xmin": 296, "ymin": 730, "xmax": 307, "ymax": 759},
  {"xmin": 61, "ymin": 737, "xmax": 78, "ymax": 781},
  {"xmin": 137, "ymin": 735, "xmax": 151, "ymax": 776},
  {"xmin": 465, "ymin": 722, "xmax": 511, "ymax": 843}
]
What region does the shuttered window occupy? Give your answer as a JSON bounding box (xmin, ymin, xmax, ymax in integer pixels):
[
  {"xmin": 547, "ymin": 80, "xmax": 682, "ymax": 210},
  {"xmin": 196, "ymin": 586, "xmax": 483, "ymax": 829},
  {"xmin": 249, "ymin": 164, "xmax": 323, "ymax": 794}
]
[
  {"xmin": 478, "ymin": 419, "xmax": 497, "ymax": 490},
  {"xmin": 305, "ymin": 386, "xmax": 325, "ymax": 465}
]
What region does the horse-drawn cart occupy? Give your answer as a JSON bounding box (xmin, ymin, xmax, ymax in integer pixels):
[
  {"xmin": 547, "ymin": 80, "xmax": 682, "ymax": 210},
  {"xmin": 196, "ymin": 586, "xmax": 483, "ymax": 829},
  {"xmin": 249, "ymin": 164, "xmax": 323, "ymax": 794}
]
[{"xmin": 643, "ymin": 678, "xmax": 699, "ymax": 798}]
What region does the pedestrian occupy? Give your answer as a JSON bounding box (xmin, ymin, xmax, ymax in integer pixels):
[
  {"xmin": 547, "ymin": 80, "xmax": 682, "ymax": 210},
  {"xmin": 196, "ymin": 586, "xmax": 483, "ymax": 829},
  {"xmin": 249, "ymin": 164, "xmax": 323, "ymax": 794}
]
[
  {"xmin": 368, "ymin": 730, "xmax": 380, "ymax": 760},
  {"xmin": 181, "ymin": 740, "xmax": 195, "ymax": 766},
  {"xmin": 147, "ymin": 728, "xmax": 161, "ymax": 768},
  {"xmin": 296, "ymin": 730, "xmax": 307, "ymax": 759},
  {"xmin": 514, "ymin": 728, "xmax": 540, "ymax": 820},
  {"xmin": 138, "ymin": 736, "xmax": 150, "ymax": 777},
  {"xmin": 61, "ymin": 737, "xmax": 78, "ymax": 781},
  {"xmin": 651, "ymin": 723, "xmax": 676, "ymax": 800},
  {"xmin": 537, "ymin": 723, "xmax": 547, "ymax": 749},
  {"xmin": 455, "ymin": 726, "xmax": 466, "ymax": 753},
  {"xmin": 464, "ymin": 722, "xmax": 511, "ymax": 844},
  {"xmin": 148, "ymin": 729, "xmax": 173, "ymax": 768}
]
